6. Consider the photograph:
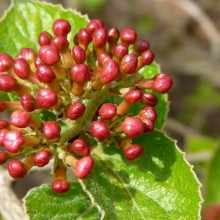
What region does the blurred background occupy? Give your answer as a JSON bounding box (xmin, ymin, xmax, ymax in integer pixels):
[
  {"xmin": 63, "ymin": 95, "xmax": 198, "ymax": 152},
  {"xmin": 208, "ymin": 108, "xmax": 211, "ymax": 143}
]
[{"xmin": 0, "ymin": 0, "xmax": 220, "ymax": 219}]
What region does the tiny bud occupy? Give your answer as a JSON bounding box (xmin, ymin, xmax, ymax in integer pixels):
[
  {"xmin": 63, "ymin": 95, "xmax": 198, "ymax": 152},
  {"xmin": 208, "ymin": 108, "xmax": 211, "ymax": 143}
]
[
  {"xmin": 142, "ymin": 93, "xmax": 158, "ymax": 106},
  {"xmin": 20, "ymin": 48, "xmax": 37, "ymax": 63},
  {"xmin": 91, "ymin": 121, "xmax": 110, "ymax": 141},
  {"xmin": 36, "ymin": 65, "xmax": 56, "ymax": 83},
  {"xmin": 14, "ymin": 58, "xmax": 30, "ymax": 79},
  {"xmin": 70, "ymin": 64, "xmax": 90, "ymax": 83},
  {"xmin": 124, "ymin": 89, "xmax": 142, "ymax": 104},
  {"xmin": 53, "ymin": 19, "xmax": 71, "ymax": 36},
  {"xmin": 0, "ymin": 54, "xmax": 13, "ymax": 71},
  {"xmin": 124, "ymin": 144, "xmax": 144, "ymax": 160},
  {"xmin": 68, "ymin": 139, "xmax": 90, "ymax": 157},
  {"xmin": 66, "ymin": 101, "xmax": 86, "ymax": 120},
  {"xmin": 97, "ymin": 53, "xmax": 111, "ymax": 66},
  {"xmin": 8, "ymin": 160, "xmax": 26, "ymax": 179},
  {"xmin": 141, "ymin": 49, "xmax": 155, "ymax": 65},
  {"xmin": 71, "ymin": 45, "xmax": 86, "ymax": 64},
  {"xmin": 51, "ymin": 36, "xmax": 69, "ymax": 51},
  {"xmin": 0, "ymin": 152, "xmax": 7, "ymax": 164},
  {"xmin": 92, "ymin": 28, "xmax": 108, "ymax": 48},
  {"xmin": 43, "ymin": 121, "xmax": 61, "ymax": 140},
  {"xmin": 78, "ymin": 28, "xmax": 92, "ymax": 46},
  {"xmin": 98, "ymin": 103, "xmax": 117, "ymax": 120},
  {"xmin": 10, "ymin": 110, "xmax": 31, "ymax": 128},
  {"xmin": 52, "ymin": 179, "xmax": 70, "ymax": 193},
  {"xmin": 33, "ymin": 150, "xmax": 51, "ymax": 167},
  {"xmin": 133, "ymin": 40, "xmax": 150, "ymax": 54},
  {"xmin": 3, "ymin": 130, "xmax": 24, "ymax": 153},
  {"xmin": 142, "ymin": 118, "xmax": 154, "ymax": 132},
  {"xmin": 138, "ymin": 106, "xmax": 157, "ymax": 122},
  {"xmin": 0, "ymin": 129, "xmax": 8, "ymax": 146},
  {"xmin": 113, "ymin": 44, "xmax": 128, "ymax": 59},
  {"xmin": 101, "ymin": 59, "xmax": 120, "ymax": 84},
  {"xmin": 38, "ymin": 31, "xmax": 53, "ymax": 46},
  {"xmin": 120, "ymin": 28, "xmax": 137, "ymax": 45},
  {"xmin": 37, "ymin": 88, "xmax": 58, "ymax": 109},
  {"xmin": 74, "ymin": 156, "xmax": 94, "ymax": 179},
  {"xmin": 20, "ymin": 94, "xmax": 36, "ymax": 112},
  {"xmin": 87, "ymin": 19, "xmax": 105, "ymax": 34},
  {"xmin": 120, "ymin": 54, "xmax": 138, "ymax": 74},
  {"xmin": 0, "ymin": 74, "xmax": 16, "ymax": 91},
  {"xmin": 34, "ymin": 56, "xmax": 44, "ymax": 67},
  {"xmin": 107, "ymin": 27, "xmax": 120, "ymax": 43},
  {"xmin": 39, "ymin": 45, "xmax": 60, "ymax": 66},
  {"xmin": 153, "ymin": 73, "xmax": 173, "ymax": 93},
  {"xmin": 121, "ymin": 117, "xmax": 144, "ymax": 139}
]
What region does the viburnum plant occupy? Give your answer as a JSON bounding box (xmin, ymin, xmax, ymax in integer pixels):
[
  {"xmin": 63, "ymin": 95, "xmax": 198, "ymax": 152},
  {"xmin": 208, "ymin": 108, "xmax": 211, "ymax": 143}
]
[{"xmin": 0, "ymin": 0, "xmax": 202, "ymax": 219}]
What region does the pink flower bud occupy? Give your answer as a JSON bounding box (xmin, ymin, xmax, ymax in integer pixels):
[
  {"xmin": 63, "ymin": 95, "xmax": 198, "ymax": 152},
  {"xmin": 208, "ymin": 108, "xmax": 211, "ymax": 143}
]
[
  {"xmin": 134, "ymin": 40, "xmax": 150, "ymax": 54},
  {"xmin": 87, "ymin": 19, "xmax": 105, "ymax": 34},
  {"xmin": 43, "ymin": 121, "xmax": 61, "ymax": 140},
  {"xmin": 20, "ymin": 94, "xmax": 36, "ymax": 112},
  {"xmin": 0, "ymin": 74, "xmax": 16, "ymax": 91},
  {"xmin": 141, "ymin": 49, "xmax": 155, "ymax": 65},
  {"xmin": 0, "ymin": 129, "xmax": 8, "ymax": 146},
  {"xmin": 14, "ymin": 58, "xmax": 31, "ymax": 79},
  {"xmin": 77, "ymin": 28, "xmax": 92, "ymax": 46},
  {"xmin": 68, "ymin": 139, "xmax": 90, "ymax": 157},
  {"xmin": 38, "ymin": 31, "xmax": 53, "ymax": 46},
  {"xmin": 0, "ymin": 152, "xmax": 7, "ymax": 165},
  {"xmin": 70, "ymin": 64, "xmax": 90, "ymax": 83},
  {"xmin": 66, "ymin": 101, "xmax": 86, "ymax": 120},
  {"xmin": 33, "ymin": 150, "xmax": 51, "ymax": 167},
  {"xmin": 120, "ymin": 54, "xmax": 138, "ymax": 74},
  {"xmin": 20, "ymin": 48, "xmax": 37, "ymax": 63},
  {"xmin": 142, "ymin": 93, "xmax": 158, "ymax": 106},
  {"xmin": 124, "ymin": 89, "xmax": 142, "ymax": 104},
  {"xmin": 124, "ymin": 144, "xmax": 144, "ymax": 160},
  {"xmin": 8, "ymin": 160, "xmax": 26, "ymax": 179},
  {"xmin": 113, "ymin": 44, "xmax": 128, "ymax": 59},
  {"xmin": 98, "ymin": 103, "xmax": 117, "ymax": 120},
  {"xmin": 139, "ymin": 106, "xmax": 157, "ymax": 122},
  {"xmin": 92, "ymin": 28, "xmax": 108, "ymax": 48},
  {"xmin": 122, "ymin": 117, "xmax": 144, "ymax": 139},
  {"xmin": 53, "ymin": 19, "xmax": 71, "ymax": 36},
  {"xmin": 107, "ymin": 27, "xmax": 120, "ymax": 43},
  {"xmin": 74, "ymin": 156, "xmax": 94, "ymax": 179},
  {"xmin": 36, "ymin": 65, "xmax": 56, "ymax": 83},
  {"xmin": 0, "ymin": 120, "xmax": 8, "ymax": 129},
  {"xmin": 0, "ymin": 54, "xmax": 13, "ymax": 71},
  {"xmin": 37, "ymin": 88, "xmax": 58, "ymax": 109},
  {"xmin": 71, "ymin": 45, "xmax": 86, "ymax": 64},
  {"xmin": 0, "ymin": 100, "xmax": 7, "ymax": 112},
  {"xmin": 52, "ymin": 179, "xmax": 70, "ymax": 193},
  {"xmin": 51, "ymin": 36, "xmax": 69, "ymax": 51},
  {"xmin": 153, "ymin": 73, "xmax": 173, "ymax": 93},
  {"xmin": 120, "ymin": 28, "xmax": 137, "ymax": 44},
  {"xmin": 91, "ymin": 121, "xmax": 110, "ymax": 141},
  {"xmin": 10, "ymin": 110, "xmax": 31, "ymax": 128}
]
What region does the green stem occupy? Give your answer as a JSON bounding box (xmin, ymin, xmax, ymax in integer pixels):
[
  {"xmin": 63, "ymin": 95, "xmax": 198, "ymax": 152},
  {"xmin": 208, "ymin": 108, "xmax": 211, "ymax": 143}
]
[{"xmin": 59, "ymin": 88, "xmax": 110, "ymax": 143}]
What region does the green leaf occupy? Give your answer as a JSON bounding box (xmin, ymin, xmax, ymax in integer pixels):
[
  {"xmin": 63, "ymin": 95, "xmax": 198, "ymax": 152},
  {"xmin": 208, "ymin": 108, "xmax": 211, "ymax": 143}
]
[
  {"xmin": 23, "ymin": 182, "xmax": 100, "ymax": 220},
  {"xmin": 204, "ymin": 146, "xmax": 220, "ymax": 206},
  {"xmin": 0, "ymin": 0, "xmax": 89, "ymax": 56},
  {"xmin": 80, "ymin": 130, "xmax": 202, "ymax": 220}
]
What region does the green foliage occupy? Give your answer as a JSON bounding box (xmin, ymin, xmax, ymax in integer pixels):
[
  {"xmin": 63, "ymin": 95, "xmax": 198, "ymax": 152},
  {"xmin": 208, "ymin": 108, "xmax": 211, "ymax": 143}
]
[{"xmin": 0, "ymin": 0, "xmax": 202, "ymax": 219}]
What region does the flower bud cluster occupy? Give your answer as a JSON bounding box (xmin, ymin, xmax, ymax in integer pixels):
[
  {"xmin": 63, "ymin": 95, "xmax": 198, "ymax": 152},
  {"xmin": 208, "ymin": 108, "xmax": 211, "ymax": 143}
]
[{"xmin": 0, "ymin": 18, "xmax": 172, "ymax": 193}]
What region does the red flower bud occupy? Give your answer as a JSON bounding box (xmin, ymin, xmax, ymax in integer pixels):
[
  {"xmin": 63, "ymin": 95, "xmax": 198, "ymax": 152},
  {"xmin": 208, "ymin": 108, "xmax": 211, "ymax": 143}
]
[
  {"xmin": 124, "ymin": 89, "xmax": 142, "ymax": 104},
  {"xmin": 97, "ymin": 53, "xmax": 111, "ymax": 66},
  {"xmin": 38, "ymin": 45, "xmax": 60, "ymax": 66},
  {"xmin": 71, "ymin": 45, "xmax": 86, "ymax": 64},
  {"xmin": 142, "ymin": 93, "xmax": 158, "ymax": 106},
  {"xmin": 101, "ymin": 59, "xmax": 120, "ymax": 84},
  {"xmin": 36, "ymin": 65, "xmax": 56, "ymax": 83},
  {"xmin": 142, "ymin": 118, "xmax": 154, "ymax": 132},
  {"xmin": 8, "ymin": 160, "xmax": 26, "ymax": 179},
  {"xmin": 134, "ymin": 40, "xmax": 150, "ymax": 54},
  {"xmin": 14, "ymin": 58, "xmax": 31, "ymax": 79},
  {"xmin": 141, "ymin": 49, "xmax": 155, "ymax": 65},
  {"xmin": 0, "ymin": 129, "xmax": 8, "ymax": 146},
  {"xmin": 10, "ymin": 110, "xmax": 31, "ymax": 128},
  {"xmin": 120, "ymin": 54, "xmax": 138, "ymax": 74},
  {"xmin": 20, "ymin": 48, "xmax": 37, "ymax": 63},
  {"xmin": 153, "ymin": 73, "xmax": 173, "ymax": 93},
  {"xmin": 33, "ymin": 150, "xmax": 51, "ymax": 167},
  {"xmin": 98, "ymin": 102, "xmax": 117, "ymax": 120},
  {"xmin": 51, "ymin": 36, "xmax": 69, "ymax": 51},
  {"xmin": 70, "ymin": 64, "xmax": 90, "ymax": 83},
  {"xmin": 38, "ymin": 31, "xmax": 53, "ymax": 46},
  {"xmin": 92, "ymin": 28, "xmax": 108, "ymax": 48},
  {"xmin": 66, "ymin": 101, "xmax": 86, "ymax": 120},
  {"xmin": 87, "ymin": 19, "xmax": 105, "ymax": 34},
  {"xmin": 124, "ymin": 144, "xmax": 144, "ymax": 160},
  {"xmin": 43, "ymin": 121, "xmax": 61, "ymax": 140},
  {"xmin": 52, "ymin": 179, "xmax": 70, "ymax": 193},
  {"xmin": 113, "ymin": 44, "xmax": 128, "ymax": 59},
  {"xmin": 68, "ymin": 139, "xmax": 90, "ymax": 157},
  {"xmin": 0, "ymin": 54, "xmax": 13, "ymax": 71},
  {"xmin": 37, "ymin": 88, "xmax": 58, "ymax": 109},
  {"xmin": 91, "ymin": 121, "xmax": 110, "ymax": 141},
  {"xmin": 78, "ymin": 28, "xmax": 92, "ymax": 46},
  {"xmin": 74, "ymin": 156, "xmax": 94, "ymax": 179},
  {"xmin": 0, "ymin": 100, "xmax": 7, "ymax": 112},
  {"xmin": 0, "ymin": 120, "xmax": 8, "ymax": 129},
  {"xmin": 138, "ymin": 106, "xmax": 157, "ymax": 122},
  {"xmin": 107, "ymin": 27, "xmax": 120, "ymax": 43},
  {"xmin": 3, "ymin": 130, "xmax": 24, "ymax": 153},
  {"xmin": 34, "ymin": 56, "xmax": 44, "ymax": 67},
  {"xmin": 53, "ymin": 19, "xmax": 71, "ymax": 36},
  {"xmin": 0, "ymin": 74, "xmax": 16, "ymax": 91},
  {"xmin": 120, "ymin": 28, "xmax": 137, "ymax": 45},
  {"xmin": 121, "ymin": 117, "xmax": 144, "ymax": 139},
  {"xmin": 20, "ymin": 94, "xmax": 36, "ymax": 112}
]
